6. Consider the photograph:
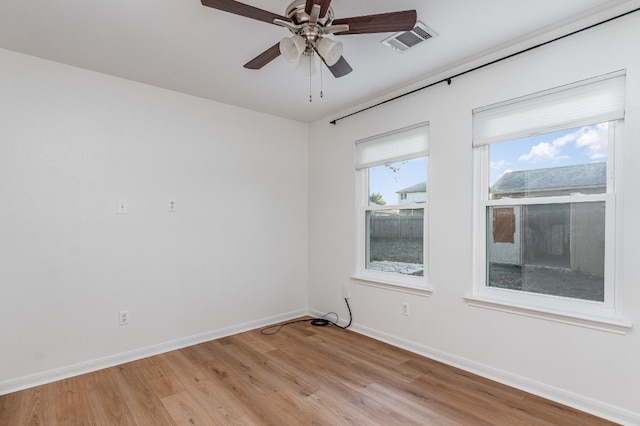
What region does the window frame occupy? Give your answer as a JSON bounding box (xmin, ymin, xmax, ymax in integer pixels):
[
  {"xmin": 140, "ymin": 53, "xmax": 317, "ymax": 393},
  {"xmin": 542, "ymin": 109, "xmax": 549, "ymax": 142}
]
[
  {"xmin": 353, "ymin": 124, "xmax": 431, "ymax": 294},
  {"xmin": 356, "ymin": 166, "xmax": 429, "ymax": 291},
  {"xmin": 471, "ymin": 120, "xmax": 628, "ymax": 331},
  {"xmin": 469, "ymin": 71, "xmax": 630, "ymax": 332}
]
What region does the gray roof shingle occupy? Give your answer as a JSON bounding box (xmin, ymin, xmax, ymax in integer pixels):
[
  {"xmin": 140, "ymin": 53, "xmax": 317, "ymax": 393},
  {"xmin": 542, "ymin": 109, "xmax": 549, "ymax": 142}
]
[
  {"xmin": 491, "ymin": 162, "xmax": 606, "ymax": 195},
  {"xmin": 396, "ymin": 181, "xmax": 427, "ymax": 194}
]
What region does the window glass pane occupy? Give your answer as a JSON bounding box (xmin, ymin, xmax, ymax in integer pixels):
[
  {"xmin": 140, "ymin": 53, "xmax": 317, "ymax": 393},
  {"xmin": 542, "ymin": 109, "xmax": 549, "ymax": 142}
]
[
  {"xmin": 366, "ymin": 209, "xmax": 424, "ymax": 277},
  {"xmin": 368, "ymin": 157, "xmax": 427, "ymax": 206},
  {"xmin": 489, "ymin": 123, "xmax": 608, "ymax": 199},
  {"xmin": 486, "ymin": 202, "xmax": 605, "ymax": 301}
]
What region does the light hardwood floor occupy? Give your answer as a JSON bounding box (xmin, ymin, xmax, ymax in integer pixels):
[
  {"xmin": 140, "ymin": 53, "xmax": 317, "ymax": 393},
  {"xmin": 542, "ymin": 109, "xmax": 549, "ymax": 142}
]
[{"xmin": 0, "ymin": 319, "xmax": 616, "ymax": 425}]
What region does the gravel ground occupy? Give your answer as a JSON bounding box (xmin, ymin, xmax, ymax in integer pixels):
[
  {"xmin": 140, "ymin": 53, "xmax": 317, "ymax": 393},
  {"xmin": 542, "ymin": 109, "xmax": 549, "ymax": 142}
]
[
  {"xmin": 368, "ymin": 238, "xmax": 424, "ymax": 276},
  {"xmin": 489, "ymin": 263, "xmax": 604, "ymax": 302},
  {"xmin": 369, "ymin": 238, "xmax": 423, "ymax": 263},
  {"xmin": 368, "ymin": 239, "xmax": 602, "ymax": 301}
]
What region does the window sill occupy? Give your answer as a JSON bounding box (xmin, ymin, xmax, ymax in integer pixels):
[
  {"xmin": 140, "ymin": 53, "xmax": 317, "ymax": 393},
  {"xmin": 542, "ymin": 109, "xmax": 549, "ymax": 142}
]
[
  {"xmin": 464, "ymin": 295, "xmax": 632, "ymax": 334},
  {"xmin": 351, "ymin": 275, "xmax": 433, "ymax": 297}
]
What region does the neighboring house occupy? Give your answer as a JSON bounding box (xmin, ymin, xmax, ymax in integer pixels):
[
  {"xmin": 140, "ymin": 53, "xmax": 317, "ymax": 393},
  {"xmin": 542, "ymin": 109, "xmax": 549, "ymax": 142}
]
[
  {"xmin": 488, "ymin": 163, "xmax": 606, "ymax": 275},
  {"xmin": 491, "ymin": 162, "xmax": 606, "ymax": 199},
  {"xmin": 396, "ymin": 181, "xmax": 427, "ymax": 204}
]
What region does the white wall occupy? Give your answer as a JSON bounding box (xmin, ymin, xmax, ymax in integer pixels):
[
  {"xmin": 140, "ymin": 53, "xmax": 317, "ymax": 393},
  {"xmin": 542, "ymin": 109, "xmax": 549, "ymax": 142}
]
[
  {"xmin": 308, "ymin": 12, "xmax": 640, "ymax": 424},
  {"xmin": 0, "ymin": 48, "xmax": 308, "ymax": 392}
]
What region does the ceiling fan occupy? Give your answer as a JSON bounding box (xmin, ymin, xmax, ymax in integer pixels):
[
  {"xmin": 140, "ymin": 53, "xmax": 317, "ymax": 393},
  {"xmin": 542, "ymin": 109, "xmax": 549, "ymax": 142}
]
[{"xmin": 201, "ymin": 0, "xmax": 417, "ymax": 78}]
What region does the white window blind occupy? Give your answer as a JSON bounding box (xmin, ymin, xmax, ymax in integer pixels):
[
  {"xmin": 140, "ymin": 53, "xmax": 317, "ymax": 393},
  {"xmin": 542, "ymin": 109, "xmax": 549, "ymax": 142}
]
[
  {"xmin": 473, "ymin": 70, "xmax": 626, "ymax": 146},
  {"xmin": 355, "ymin": 122, "xmax": 429, "ymax": 170}
]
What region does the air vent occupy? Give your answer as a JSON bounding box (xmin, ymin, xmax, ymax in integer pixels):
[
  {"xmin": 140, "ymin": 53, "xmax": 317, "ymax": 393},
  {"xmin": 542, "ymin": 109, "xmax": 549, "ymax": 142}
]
[{"xmin": 381, "ymin": 21, "xmax": 438, "ymax": 52}]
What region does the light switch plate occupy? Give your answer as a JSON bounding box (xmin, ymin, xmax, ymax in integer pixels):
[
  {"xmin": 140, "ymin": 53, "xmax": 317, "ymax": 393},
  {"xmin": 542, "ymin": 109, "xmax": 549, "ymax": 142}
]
[{"xmin": 117, "ymin": 199, "xmax": 128, "ymax": 214}]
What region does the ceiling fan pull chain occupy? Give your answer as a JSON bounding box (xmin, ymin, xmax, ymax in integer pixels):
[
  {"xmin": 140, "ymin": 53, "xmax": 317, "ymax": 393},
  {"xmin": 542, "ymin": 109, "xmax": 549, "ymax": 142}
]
[
  {"xmin": 309, "ymin": 54, "xmax": 313, "ymax": 102},
  {"xmin": 320, "ymin": 60, "xmax": 324, "ymax": 98}
]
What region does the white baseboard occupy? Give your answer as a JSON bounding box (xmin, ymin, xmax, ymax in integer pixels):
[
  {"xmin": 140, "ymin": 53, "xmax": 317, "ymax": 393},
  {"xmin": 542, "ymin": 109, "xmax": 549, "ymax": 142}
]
[
  {"xmin": 341, "ymin": 321, "xmax": 639, "ymax": 426},
  {"xmin": 0, "ymin": 309, "xmax": 307, "ymax": 396}
]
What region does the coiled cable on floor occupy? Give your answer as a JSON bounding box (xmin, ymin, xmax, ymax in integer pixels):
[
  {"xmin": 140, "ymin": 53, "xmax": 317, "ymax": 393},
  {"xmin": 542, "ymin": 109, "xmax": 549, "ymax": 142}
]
[{"xmin": 260, "ymin": 298, "xmax": 352, "ymax": 335}]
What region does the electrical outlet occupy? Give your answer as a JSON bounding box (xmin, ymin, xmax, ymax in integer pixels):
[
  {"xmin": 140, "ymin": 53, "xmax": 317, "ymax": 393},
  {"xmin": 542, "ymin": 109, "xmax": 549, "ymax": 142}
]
[
  {"xmin": 168, "ymin": 200, "xmax": 176, "ymax": 212},
  {"xmin": 401, "ymin": 302, "xmax": 410, "ymax": 316},
  {"xmin": 342, "ymin": 281, "xmax": 352, "ymax": 299},
  {"xmin": 119, "ymin": 310, "xmax": 129, "ymax": 326}
]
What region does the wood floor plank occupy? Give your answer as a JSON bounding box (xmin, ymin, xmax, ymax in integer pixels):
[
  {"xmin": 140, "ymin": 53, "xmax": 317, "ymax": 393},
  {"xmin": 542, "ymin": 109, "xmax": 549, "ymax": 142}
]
[
  {"xmin": 192, "ymin": 377, "xmax": 268, "ymax": 424},
  {"xmin": 111, "ymin": 362, "xmax": 176, "ymax": 425},
  {"xmin": 87, "ymin": 369, "xmax": 137, "ymax": 426},
  {"xmin": 159, "ymin": 349, "xmax": 269, "ymax": 424},
  {"xmin": 16, "ymin": 385, "xmax": 56, "ymax": 426},
  {"xmin": 138, "ymin": 354, "xmax": 187, "ymax": 400},
  {"xmin": 53, "ymin": 376, "xmax": 97, "ymax": 425},
  {"xmin": 221, "ymin": 336, "xmax": 318, "ymax": 399},
  {"xmin": 0, "ymin": 319, "xmax": 618, "ymax": 425},
  {"xmin": 359, "ymin": 382, "xmax": 454, "ymax": 425},
  {"xmin": 160, "ymin": 389, "xmax": 221, "ymax": 425}
]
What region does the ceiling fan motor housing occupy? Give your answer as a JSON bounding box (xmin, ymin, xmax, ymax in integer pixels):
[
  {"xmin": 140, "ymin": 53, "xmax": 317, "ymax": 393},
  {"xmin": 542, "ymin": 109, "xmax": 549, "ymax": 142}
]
[
  {"xmin": 286, "ymin": 0, "xmax": 334, "ymax": 27},
  {"xmin": 281, "ymin": 0, "xmax": 339, "ymax": 57}
]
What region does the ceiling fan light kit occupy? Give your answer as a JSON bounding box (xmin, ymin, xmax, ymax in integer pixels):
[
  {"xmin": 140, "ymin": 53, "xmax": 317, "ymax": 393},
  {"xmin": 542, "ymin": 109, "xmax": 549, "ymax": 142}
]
[
  {"xmin": 201, "ymin": 0, "xmax": 417, "ymax": 79},
  {"xmin": 316, "ymin": 37, "xmax": 343, "ymax": 66},
  {"xmin": 296, "ymin": 52, "xmax": 317, "ymax": 77},
  {"xmin": 279, "ymin": 35, "xmax": 306, "ymax": 63}
]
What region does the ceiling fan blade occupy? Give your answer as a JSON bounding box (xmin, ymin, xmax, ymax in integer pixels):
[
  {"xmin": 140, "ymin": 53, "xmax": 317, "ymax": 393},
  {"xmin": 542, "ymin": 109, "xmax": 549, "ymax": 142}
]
[
  {"xmin": 318, "ymin": 0, "xmax": 332, "ymax": 18},
  {"xmin": 304, "ymin": 0, "xmax": 315, "ymax": 15},
  {"xmin": 201, "ymin": 0, "xmax": 287, "ymax": 25},
  {"xmin": 332, "ymin": 10, "xmax": 417, "ymax": 35},
  {"xmin": 326, "ymin": 56, "xmax": 353, "ymax": 78},
  {"xmin": 244, "ymin": 43, "xmax": 281, "ymax": 69},
  {"xmin": 305, "ymin": 0, "xmax": 332, "ymax": 18}
]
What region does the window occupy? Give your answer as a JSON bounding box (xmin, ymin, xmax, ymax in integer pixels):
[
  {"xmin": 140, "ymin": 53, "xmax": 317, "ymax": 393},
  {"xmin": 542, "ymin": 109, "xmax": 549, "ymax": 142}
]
[
  {"xmin": 355, "ymin": 122, "xmax": 429, "ymax": 290},
  {"xmin": 471, "ymin": 71, "xmax": 627, "ymax": 326},
  {"xmin": 485, "ymin": 126, "xmax": 611, "ymax": 303}
]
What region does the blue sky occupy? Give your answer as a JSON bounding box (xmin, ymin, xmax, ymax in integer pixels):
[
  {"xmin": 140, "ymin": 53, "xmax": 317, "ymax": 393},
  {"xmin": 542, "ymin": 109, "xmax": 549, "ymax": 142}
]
[
  {"xmin": 489, "ymin": 123, "xmax": 609, "ymax": 185},
  {"xmin": 368, "ymin": 123, "xmax": 608, "ymax": 205},
  {"xmin": 369, "ymin": 157, "xmax": 427, "ymax": 206}
]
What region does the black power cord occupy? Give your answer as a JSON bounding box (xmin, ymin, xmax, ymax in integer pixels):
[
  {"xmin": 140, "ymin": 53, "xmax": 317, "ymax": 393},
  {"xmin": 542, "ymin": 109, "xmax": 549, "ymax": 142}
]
[{"xmin": 260, "ymin": 298, "xmax": 352, "ymax": 335}]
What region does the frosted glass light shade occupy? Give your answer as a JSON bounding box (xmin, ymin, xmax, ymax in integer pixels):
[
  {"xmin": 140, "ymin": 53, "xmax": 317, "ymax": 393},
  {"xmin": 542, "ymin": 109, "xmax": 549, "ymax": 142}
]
[
  {"xmin": 316, "ymin": 37, "xmax": 343, "ymax": 66},
  {"xmin": 295, "ymin": 53, "xmax": 317, "ymax": 77},
  {"xmin": 279, "ymin": 36, "xmax": 306, "ymax": 63}
]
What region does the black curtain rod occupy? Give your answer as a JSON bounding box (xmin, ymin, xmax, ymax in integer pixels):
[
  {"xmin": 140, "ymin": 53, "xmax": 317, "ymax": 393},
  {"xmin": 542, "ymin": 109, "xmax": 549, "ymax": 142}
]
[{"xmin": 329, "ymin": 7, "xmax": 640, "ymax": 125}]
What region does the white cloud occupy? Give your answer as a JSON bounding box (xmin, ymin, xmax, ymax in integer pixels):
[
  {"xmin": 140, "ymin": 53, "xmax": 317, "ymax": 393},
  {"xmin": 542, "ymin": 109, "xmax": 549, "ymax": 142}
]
[
  {"xmin": 552, "ymin": 132, "xmax": 577, "ymax": 147},
  {"xmin": 518, "ymin": 123, "xmax": 608, "ymax": 163},
  {"xmin": 575, "ymin": 123, "xmax": 608, "ymax": 159},
  {"xmin": 519, "ymin": 142, "xmax": 562, "ymax": 162}
]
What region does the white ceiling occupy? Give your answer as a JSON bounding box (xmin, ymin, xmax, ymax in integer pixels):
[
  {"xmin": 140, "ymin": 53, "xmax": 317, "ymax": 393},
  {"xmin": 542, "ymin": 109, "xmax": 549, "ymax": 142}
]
[{"xmin": 1, "ymin": 0, "xmax": 638, "ymax": 122}]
